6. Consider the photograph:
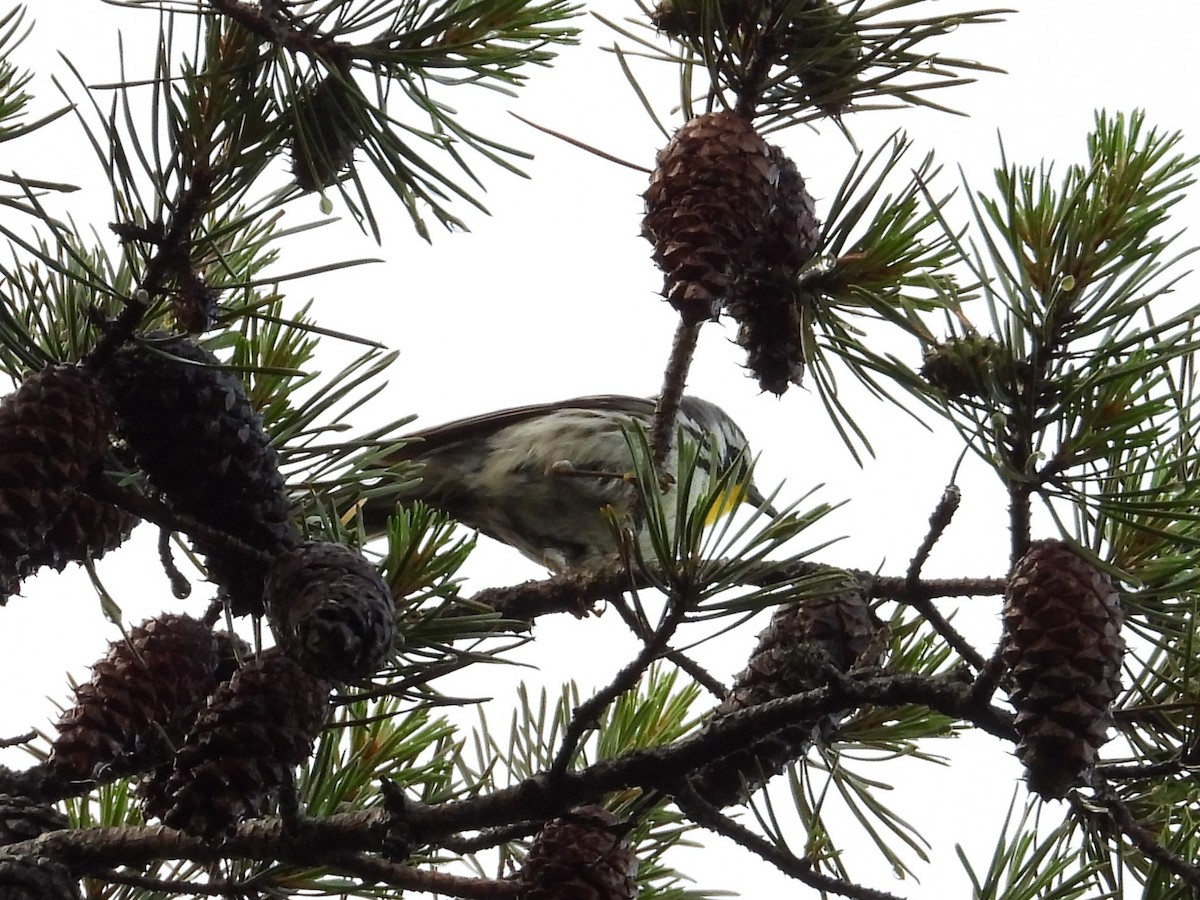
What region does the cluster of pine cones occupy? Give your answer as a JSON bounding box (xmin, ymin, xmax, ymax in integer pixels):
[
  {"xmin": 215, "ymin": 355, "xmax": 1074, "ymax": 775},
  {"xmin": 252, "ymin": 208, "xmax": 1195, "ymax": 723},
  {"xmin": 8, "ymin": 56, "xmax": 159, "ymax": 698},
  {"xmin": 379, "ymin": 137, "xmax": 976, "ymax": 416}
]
[
  {"xmin": 0, "ymin": 336, "xmax": 398, "ymax": 848},
  {"xmin": 685, "ymin": 540, "xmax": 1125, "ymax": 808},
  {"xmin": 643, "ymin": 109, "xmax": 821, "ymax": 395},
  {"xmin": 637, "ymin": 1, "xmax": 873, "ymax": 396}
]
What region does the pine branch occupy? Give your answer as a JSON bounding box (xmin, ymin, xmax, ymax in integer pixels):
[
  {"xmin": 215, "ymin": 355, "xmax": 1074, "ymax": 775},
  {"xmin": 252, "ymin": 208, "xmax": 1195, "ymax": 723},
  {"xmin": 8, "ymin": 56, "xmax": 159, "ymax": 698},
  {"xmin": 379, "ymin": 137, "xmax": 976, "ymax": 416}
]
[
  {"xmin": 674, "ymin": 783, "xmax": 904, "ymax": 900},
  {"xmin": 466, "ymin": 557, "xmax": 1007, "ymax": 624}
]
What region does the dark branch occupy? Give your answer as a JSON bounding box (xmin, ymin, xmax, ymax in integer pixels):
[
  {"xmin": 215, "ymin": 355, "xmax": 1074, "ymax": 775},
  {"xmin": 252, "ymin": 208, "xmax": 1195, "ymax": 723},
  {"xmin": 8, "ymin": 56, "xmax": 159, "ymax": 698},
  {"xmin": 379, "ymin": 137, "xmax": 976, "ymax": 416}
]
[
  {"xmin": 467, "ymin": 556, "xmax": 1007, "ymax": 626},
  {"xmin": 651, "ymin": 321, "xmax": 703, "ymax": 468},
  {"xmin": 1, "ymin": 670, "xmax": 1015, "ymax": 875},
  {"xmin": 675, "ymin": 783, "xmax": 904, "ymax": 900},
  {"xmin": 1093, "ymin": 779, "xmax": 1200, "ymax": 890}
]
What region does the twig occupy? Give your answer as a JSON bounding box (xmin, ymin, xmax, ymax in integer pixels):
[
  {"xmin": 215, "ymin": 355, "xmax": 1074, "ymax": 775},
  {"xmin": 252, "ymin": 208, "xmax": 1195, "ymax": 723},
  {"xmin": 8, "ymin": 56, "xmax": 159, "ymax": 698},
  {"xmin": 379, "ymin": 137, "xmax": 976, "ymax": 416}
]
[
  {"xmin": 1097, "ymin": 759, "xmax": 1183, "ymax": 781},
  {"xmin": 440, "ymin": 821, "xmax": 541, "ymax": 854},
  {"xmin": 0, "ymin": 731, "xmax": 35, "ymax": 749},
  {"xmin": 608, "ymin": 593, "xmax": 728, "ymax": 699},
  {"xmin": 905, "ymin": 484, "xmax": 960, "ymax": 586},
  {"xmin": 549, "ymin": 583, "xmax": 694, "ymax": 779},
  {"xmin": 325, "ymin": 852, "xmax": 520, "ymax": 899},
  {"xmin": 209, "ymin": 0, "xmax": 351, "ymax": 65},
  {"xmin": 888, "ymin": 483, "xmax": 990, "ymax": 669},
  {"xmin": 467, "ymin": 556, "xmax": 1008, "ymax": 626},
  {"xmin": 674, "ymin": 783, "xmax": 904, "ymax": 900},
  {"xmin": 81, "ymin": 474, "xmax": 273, "ymax": 569},
  {"xmin": 1008, "ymin": 482, "xmax": 1032, "ymax": 566},
  {"xmin": 0, "ymin": 672, "xmax": 1015, "ymax": 858},
  {"xmin": 967, "ymin": 648, "xmax": 1007, "ymax": 709},
  {"xmin": 95, "ymin": 868, "xmax": 272, "ymax": 896},
  {"xmin": 157, "ymin": 528, "xmax": 191, "ymax": 599},
  {"xmin": 651, "ymin": 320, "xmax": 702, "ymax": 469},
  {"xmin": 1093, "ymin": 779, "xmax": 1200, "ymax": 889}
]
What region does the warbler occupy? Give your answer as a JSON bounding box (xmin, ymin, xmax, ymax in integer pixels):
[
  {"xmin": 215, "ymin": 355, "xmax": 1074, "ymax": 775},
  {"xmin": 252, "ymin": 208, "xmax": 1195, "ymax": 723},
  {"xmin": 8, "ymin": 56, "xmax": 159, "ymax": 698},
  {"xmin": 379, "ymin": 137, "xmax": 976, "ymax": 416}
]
[{"xmin": 356, "ymin": 395, "xmax": 775, "ymax": 571}]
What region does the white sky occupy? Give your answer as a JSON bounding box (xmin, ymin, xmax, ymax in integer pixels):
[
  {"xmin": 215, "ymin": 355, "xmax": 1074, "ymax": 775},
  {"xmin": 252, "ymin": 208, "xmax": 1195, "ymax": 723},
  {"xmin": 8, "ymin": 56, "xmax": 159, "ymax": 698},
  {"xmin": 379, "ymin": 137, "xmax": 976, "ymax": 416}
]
[{"xmin": 2, "ymin": 1, "xmax": 1199, "ymax": 896}]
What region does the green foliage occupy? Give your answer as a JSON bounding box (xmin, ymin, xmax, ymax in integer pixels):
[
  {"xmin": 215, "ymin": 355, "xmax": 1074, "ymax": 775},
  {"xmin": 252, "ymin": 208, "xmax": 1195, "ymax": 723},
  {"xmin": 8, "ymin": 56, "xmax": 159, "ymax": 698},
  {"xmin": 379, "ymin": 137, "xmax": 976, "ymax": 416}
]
[
  {"xmin": 624, "ymin": 423, "xmax": 850, "ymax": 611},
  {"xmin": 957, "ymin": 795, "xmax": 1110, "ymax": 900},
  {"xmin": 605, "ymin": 0, "xmax": 1006, "ymax": 127},
  {"xmin": 802, "ymin": 132, "xmax": 964, "ymax": 458},
  {"xmin": 464, "ymin": 667, "xmax": 727, "ymax": 899}
]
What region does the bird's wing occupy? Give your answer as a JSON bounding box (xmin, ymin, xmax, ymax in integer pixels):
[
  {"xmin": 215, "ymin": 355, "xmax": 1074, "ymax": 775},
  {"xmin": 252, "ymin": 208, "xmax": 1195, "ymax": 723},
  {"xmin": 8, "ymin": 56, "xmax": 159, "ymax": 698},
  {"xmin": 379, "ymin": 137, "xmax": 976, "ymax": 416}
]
[{"xmin": 385, "ymin": 394, "xmax": 657, "ymax": 460}]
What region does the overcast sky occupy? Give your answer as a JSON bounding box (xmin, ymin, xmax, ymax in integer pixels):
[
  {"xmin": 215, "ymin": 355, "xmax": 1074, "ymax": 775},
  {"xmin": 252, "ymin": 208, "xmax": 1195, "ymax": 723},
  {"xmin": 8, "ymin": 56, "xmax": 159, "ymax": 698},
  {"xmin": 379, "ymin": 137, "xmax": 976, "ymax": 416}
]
[{"xmin": 2, "ymin": 1, "xmax": 1199, "ymax": 896}]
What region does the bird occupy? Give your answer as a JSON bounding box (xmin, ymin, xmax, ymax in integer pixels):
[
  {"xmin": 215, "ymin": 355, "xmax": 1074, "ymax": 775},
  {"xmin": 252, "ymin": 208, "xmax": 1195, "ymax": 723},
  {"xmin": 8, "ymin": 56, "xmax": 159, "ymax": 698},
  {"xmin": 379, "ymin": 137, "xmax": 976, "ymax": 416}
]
[{"xmin": 353, "ymin": 394, "xmax": 775, "ymax": 572}]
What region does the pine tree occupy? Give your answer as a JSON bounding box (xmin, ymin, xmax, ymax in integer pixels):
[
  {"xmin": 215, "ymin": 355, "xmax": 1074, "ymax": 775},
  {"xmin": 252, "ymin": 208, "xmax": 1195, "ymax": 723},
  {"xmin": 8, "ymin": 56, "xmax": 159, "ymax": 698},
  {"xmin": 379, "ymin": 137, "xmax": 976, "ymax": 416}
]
[{"xmin": 0, "ymin": 2, "xmax": 1197, "ymax": 899}]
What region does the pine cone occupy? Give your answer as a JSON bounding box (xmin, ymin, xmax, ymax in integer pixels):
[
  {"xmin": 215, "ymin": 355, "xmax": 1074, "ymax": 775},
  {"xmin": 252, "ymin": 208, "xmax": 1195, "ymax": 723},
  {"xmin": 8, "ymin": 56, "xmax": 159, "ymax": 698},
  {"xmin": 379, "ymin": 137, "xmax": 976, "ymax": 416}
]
[
  {"xmin": 920, "ymin": 335, "xmax": 1003, "ymax": 400},
  {"xmin": 50, "ymin": 614, "xmax": 222, "ymax": 782},
  {"xmin": 0, "ymin": 857, "xmax": 79, "ymax": 900},
  {"xmin": 1002, "ymin": 540, "xmax": 1124, "ymax": 799},
  {"xmin": 289, "ymin": 74, "xmax": 366, "ymax": 192},
  {"xmin": 516, "ymin": 806, "xmax": 637, "ymax": 900},
  {"xmin": 266, "ymin": 541, "xmax": 395, "ymax": 681},
  {"xmin": 643, "ymin": 111, "xmax": 792, "ymax": 323},
  {"xmin": 691, "ymin": 591, "xmax": 884, "ymax": 807},
  {"xmin": 778, "ymin": 1, "xmax": 863, "ymax": 116},
  {"xmin": 729, "ymin": 273, "xmax": 804, "ymax": 394},
  {"xmin": 726, "ymin": 146, "xmax": 821, "ymax": 394},
  {"xmin": 101, "ymin": 336, "xmax": 299, "ymax": 615},
  {"xmin": 0, "ymin": 365, "xmax": 114, "ymax": 599},
  {"xmin": 650, "ymin": 0, "xmax": 748, "ymax": 37},
  {"xmin": 138, "ymin": 628, "xmax": 249, "ymax": 821},
  {"xmin": 0, "ymin": 797, "xmax": 68, "ymax": 846},
  {"xmin": 158, "ymin": 650, "xmax": 330, "ymax": 837},
  {"xmin": 24, "ymin": 492, "xmax": 137, "ymax": 574}
]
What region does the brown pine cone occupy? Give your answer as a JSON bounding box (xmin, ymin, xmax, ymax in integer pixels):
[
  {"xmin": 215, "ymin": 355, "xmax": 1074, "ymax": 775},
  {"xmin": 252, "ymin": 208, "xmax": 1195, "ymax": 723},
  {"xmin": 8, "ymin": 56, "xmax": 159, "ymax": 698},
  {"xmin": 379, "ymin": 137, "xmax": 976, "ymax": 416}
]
[
  {"xmin": 0, "ymin": 365, "xmax": 114, "ymax": 599},
  {"xmin": 265, "ymin": 540, "xmax": 395, "ymax": 681},
  {"xmin": 101, "ymin": 336, "xmax": 299, "ymax": 615},
  {"xmin": 49, "ymin": 614, "xmax": 222, "ymax": 782},
  {"xmin": 158, "ymin": 650, "xmax": 330, "ymax": 837},
  {"xmin": 727, "ymin": 145, "xmax": 821, "ymax": 394},
  {"xmin": 691, "ymin": 591, "xmax": 884, "ymax": 806},
  {"xmin": 515, "ymin": 806, "xmax": 637, "ymax": 900},
  {"xmin": 643, "ymin": 111, "xmax": 783, "ymax": 323},
  {"xmin": 23, "ymin": 492, "xmax": 137, "ymax": 574},
  {"xmin": 1001, "ymin": 540, "xmax": 1124, "ymax": 799}
]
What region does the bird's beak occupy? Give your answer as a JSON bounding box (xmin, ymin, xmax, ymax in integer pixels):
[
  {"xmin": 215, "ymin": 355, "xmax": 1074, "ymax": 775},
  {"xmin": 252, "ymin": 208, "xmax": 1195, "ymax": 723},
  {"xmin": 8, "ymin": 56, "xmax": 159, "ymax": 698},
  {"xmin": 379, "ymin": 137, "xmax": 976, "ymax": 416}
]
[{"xmin": 744, "ymin": 481, "xmax": 779, "ymax": 518}]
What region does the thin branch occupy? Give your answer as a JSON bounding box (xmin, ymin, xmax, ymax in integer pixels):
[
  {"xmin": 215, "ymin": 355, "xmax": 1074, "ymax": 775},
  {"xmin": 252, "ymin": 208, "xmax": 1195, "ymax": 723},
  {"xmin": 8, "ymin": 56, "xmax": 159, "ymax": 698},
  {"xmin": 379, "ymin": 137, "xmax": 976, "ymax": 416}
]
[
  {"xmin": 209, "ymin": 0, "xmax": 350, "ymax": 65},
  {"xmin": 440, "ymin": 821, "xmax": 541, "ymax": 854},
  {"xmin": 1, "ymin": 671, "xmax": 1015, "ymax": 867},
  {"xmin": 905, "ymin": 484, "xmax": 960, "ymax": 586},
  {"xmin": 81, "ymin": 473, "xmax": 273, "ymax": 569},
  {"xmin": 0, "ymin": 731, "xmax": 35, "ymax": 749},
  {"xmin": 609, "ymin": 593, "xmax": 728, "ymax": 698},
  {"xmin": 549, "ymin": 584, "xmax": 693, "ymax": 779},
  {"xmin": 1093, "ymin": 779, "xmax": 1200, "ymax": 890},
  {"xmin": 467, "ymin": 556, "xmax": 1007, "ymax": 625},
  {"xmin": 326, "ymin": 852, "xmax": 520, "ymax": 899},
  {"xmin": 95, "ymin": 868, "xmax": 272, "ymax": 896},
  {"xmin": 651, "ymin": 320, "xmax": 702, "ymax": 468},
  {"xmin": 893, "ymin": 482, "xmax": 988, "ymax": 669},
  {"xmin": 674, "ymin": 783, "xmax": 903, "ymax": 900}
]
